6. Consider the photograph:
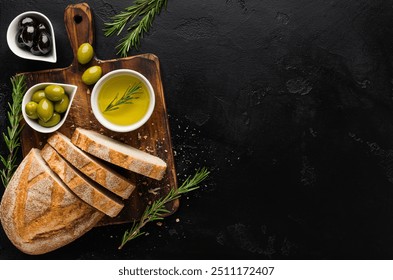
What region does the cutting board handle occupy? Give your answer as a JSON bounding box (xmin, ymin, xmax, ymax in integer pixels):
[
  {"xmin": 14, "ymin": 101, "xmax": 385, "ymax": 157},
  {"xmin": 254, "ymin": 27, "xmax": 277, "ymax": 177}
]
[{"xmin": 64, "ymin": 3, "xmax": 94, "ymax": 65}]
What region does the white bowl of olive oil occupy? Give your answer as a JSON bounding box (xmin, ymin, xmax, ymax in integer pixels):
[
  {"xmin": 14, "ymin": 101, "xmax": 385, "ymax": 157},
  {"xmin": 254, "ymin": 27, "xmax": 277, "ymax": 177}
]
[{"xmin": 91, "ymin": 69, "xmax": 155, "ymax": 132}]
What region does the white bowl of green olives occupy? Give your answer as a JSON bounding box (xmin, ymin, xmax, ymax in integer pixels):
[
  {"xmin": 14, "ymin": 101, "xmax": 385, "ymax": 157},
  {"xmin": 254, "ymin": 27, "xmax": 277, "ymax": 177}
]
[
  {"xmin": 22, "ymin": 83, "xmax": 77, "ymax": 133},
  {"xmin": 7, "ymin": 11, "xmax": 56, "ymax": 63}
]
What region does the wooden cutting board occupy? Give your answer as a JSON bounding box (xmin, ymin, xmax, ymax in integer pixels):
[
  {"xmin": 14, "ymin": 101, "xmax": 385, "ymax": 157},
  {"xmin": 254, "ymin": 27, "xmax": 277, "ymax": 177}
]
[{"xmin": 18, "ymin": 3, "xmax": 178, "ymax": 225}]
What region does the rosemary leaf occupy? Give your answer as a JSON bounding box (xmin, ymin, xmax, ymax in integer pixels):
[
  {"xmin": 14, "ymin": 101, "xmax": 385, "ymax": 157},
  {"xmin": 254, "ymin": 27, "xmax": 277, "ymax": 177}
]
[
  {"xmin": 0, "ymin": 157, "xmax": 7, "ymax": 167},
  {"xmin": 104, "ymin": 0, "xmax": 168, "ymax": 57},
  {"xmin": 0, "ymin": 75, "xmax": 26, "ymax": 188},
  {"xmin": 118, "ymin": 167, "xmax": 210, "ymax": 249}
]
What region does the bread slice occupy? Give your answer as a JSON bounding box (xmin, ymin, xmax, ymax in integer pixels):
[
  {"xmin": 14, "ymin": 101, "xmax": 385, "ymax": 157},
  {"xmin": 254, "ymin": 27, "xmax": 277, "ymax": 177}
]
[
  {"xmin": 41, "ymin": 144, "xmax": 124, "ymax": 218},
  {"xmin": 71, "ymin": 127, "xmax": 167, "ymax": 180},
  {"xmin": 47, "ymin": 132, "xmax": 135, "ymax": 199},
  {"xmin": 0, "ymin": 148, "xmax": 104, "ymax": 255}
]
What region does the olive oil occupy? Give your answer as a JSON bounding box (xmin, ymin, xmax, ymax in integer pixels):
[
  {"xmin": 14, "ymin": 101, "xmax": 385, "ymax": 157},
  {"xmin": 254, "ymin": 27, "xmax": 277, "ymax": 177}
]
[{"xmin": 98, "ymin": 75, "xmax": 150, "ymax": 126}]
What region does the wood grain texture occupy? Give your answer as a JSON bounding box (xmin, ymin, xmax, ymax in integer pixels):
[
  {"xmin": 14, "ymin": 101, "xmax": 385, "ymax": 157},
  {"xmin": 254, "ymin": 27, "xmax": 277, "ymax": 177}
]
[{"xmin": 18, "ymin": 3, "xmax": 178, "ymax": 225}]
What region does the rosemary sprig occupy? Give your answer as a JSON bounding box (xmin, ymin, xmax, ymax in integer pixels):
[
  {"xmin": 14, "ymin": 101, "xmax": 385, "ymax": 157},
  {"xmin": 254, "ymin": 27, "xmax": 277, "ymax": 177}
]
[
  {"xmin": 0, "ymin": 75, "xmax": 26, "ymax": 188},
  {"xmin": 119, "ymin": 167, "xmax": 210, "ymax": 249},
  {"xmin": 104, "ymin": 82, "xmax": 142, "ymax": 112},
  {"xmin": 104, "ymin": 0, "xmax": 168, "ymax": 57}
]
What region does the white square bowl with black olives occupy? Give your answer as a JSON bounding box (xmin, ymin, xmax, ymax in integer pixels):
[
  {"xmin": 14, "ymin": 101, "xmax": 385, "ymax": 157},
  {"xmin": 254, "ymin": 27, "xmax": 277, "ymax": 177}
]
[{"xmin": 7, "ymin": 11, "xmax": 57, "ymax": 63}]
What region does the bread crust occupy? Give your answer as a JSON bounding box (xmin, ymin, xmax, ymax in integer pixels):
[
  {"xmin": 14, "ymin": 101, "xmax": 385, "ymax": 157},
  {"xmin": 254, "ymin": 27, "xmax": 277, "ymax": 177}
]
[
  {"xmin": 47, "ymin": 132, "xmax": 135, "ymax": 199},
  {"xmin": 71, "ymin": 128, "xmax": 167, "ymax": 180},
  {"xmin": 41, "ymin": 144, "xmax": 124, "ymax": 218},
  {"xmin": 0, "ymin": 149, "xmax": 104, "ymax": 255}
]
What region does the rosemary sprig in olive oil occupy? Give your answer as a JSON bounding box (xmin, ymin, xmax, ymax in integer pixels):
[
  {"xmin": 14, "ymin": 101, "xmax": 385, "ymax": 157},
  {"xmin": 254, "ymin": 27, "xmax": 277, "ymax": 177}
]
[
  {"xmin": 119, "ymin": 167, "xmax": 210, "ymax": 249},
  {"xmin": 103, "ymin": 0, "xmax": 168, "ymax": 57},
  {"xmin": 104, "ymin": 82, "xmax": 142, "ymax": 112},
  {"xmin": 0, "ymin": 75, "xmax": 26, "ymax": 188}
]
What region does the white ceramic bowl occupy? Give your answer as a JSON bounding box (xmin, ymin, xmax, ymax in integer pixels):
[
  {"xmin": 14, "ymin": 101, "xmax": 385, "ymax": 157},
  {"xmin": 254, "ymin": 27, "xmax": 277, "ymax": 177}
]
[
  {"xmin": 22, "ymin": 83, "xmax": 77, "ymax": 133},
  {"xmin": 7, "ymin": 11, "xmax": 57, "ymax": 63},
  {"xmin": 91, "ymin": 69, "xmax": 155, "ymax": 133}
]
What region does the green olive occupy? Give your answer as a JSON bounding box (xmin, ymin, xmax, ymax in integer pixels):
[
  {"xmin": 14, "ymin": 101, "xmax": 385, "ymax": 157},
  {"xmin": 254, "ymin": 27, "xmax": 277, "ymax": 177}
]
[
  {"xmin": 82, "ymin": 66, "xmax": 102, "ymax": 85},
  {"xmin": 54, "ymin": 94, "xmax": 70, "ymax": 113},
  {"xmin": 37, "ymin": 98, "xmax": 54, "ymax": 122},
  {"xmin": 44, "ymin": 85, "xmax": 65, "ymax": 101},
  {"xmin": 77, "ymin": 43, "xmax": 94, "ymax": 64},
  {"xmin": 31, "ymin": 90, "xmax": 46, "ymax": 103},
  {"xmin": 25, "ymin": 101, "xmax": 38, "ymax": 119},
  {"xmin": 38, "ymin": 112, "xmax": 61, "ymax": 127}
]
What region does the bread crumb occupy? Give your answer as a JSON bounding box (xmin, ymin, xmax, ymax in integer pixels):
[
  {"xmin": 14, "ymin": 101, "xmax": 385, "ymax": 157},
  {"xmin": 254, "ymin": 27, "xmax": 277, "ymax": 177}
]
[
  {"xmin": 148, "ymin": 187, "xmax": 161, "ymax": 195},
  {"xmin": 156, "ymin": 222, "xmax": 163, "ymax": 226},
  {"xmin": 175, "ymin": 218, "xmax": 180, "ymax": 223}
]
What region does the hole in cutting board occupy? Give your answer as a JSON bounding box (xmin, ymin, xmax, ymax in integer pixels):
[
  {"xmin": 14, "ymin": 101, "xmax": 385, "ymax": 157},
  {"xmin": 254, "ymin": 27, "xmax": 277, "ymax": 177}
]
[{"xmin": 74, "ymin": 15, "xmax": 83, "ymax": 24}]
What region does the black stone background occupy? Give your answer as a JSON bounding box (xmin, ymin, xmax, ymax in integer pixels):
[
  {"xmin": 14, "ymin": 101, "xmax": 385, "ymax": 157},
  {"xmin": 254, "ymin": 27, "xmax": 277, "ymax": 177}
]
[{"xmin": 1, "ymin": 0, "xmax": 393, "ymax": 259}]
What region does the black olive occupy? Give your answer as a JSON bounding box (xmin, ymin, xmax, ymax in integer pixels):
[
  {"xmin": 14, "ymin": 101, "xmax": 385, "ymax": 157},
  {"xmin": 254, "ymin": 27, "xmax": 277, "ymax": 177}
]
[
  {"xmin": 18, "ymin": 16, "xmax": 37, "ymax": 29},
  {"xmin": 21, "ymin": 25, "xmax": 36, "ymax": 48},
  {"xmin": 37, "ymin": 31, "xmax": 51, "ymax": 55},
  {"xmin": 15, "ymin": 31, "xmax": 25, "ymax": 48},
  {"xmin": 37, "ymin": 23, "xmax": 47, "ymax": 32},
  {"xmin": 30, "ymin": 44, "xmax": 42, "ymax": 56}
]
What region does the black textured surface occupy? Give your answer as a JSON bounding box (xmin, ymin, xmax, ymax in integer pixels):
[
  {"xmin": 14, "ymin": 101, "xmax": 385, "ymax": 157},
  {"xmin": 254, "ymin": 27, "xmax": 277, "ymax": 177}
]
[{"xmin": 2, "ymin": 0, "xmax": 393, "ymax": 259}]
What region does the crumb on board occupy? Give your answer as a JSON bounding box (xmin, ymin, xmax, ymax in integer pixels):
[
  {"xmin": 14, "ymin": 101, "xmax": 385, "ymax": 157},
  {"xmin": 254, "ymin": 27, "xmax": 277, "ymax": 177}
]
[{"xmin": 148, "ymin": 187, "xmax": 161, "ymax": 195}]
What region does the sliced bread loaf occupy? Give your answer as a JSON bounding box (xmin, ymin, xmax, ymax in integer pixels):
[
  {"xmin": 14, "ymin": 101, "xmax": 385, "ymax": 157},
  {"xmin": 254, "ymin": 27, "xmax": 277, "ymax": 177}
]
[
  {"xmin": 0, "ymin": 148, "xmax": 104, "ymax": 255},
  {"xmin": 71, "ymin": 127, "xmax": 167, "ymax": 180},
  {"xmin": 47, "ymin": 132, "xmax": 135, "ymax": 199},
  {"xmin": 41, "ymin": 144, "xmax": 124, "ymax": 218}
]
